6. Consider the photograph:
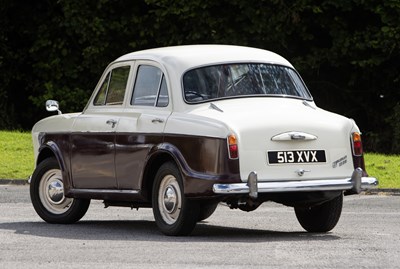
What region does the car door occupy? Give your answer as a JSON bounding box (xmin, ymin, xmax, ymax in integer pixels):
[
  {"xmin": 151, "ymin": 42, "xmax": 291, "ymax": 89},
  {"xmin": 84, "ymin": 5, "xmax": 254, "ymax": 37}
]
[
  {"xmin": 70, "ymin": 63, "xmax": 133, "ymax": 189},
  {"xmin": 115, "ymin": 62, "xmax": 171, "ymax": 190}
]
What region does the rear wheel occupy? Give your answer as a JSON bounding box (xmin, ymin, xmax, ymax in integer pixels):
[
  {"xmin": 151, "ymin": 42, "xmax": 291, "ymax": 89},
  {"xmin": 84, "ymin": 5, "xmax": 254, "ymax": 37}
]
[
  {"xmin": 197, "ymin": 202, "xmax": 218, "ymax": 222},
  {"xmin": 152, "ymin": 162, "xmax": 200, "ymax": 236},
  {"xmin": 294, "ymin": 193, "xmax": 343, "ymax": 232},
  {"xmin": 30, "ymin": 158, "xmax": 90, "ymax": 224}
]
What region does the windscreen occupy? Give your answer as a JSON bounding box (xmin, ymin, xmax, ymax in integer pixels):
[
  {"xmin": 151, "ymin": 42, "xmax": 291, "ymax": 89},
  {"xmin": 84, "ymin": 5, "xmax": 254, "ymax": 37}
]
[{"xmin": 183, "ymin": 63, "xmax": 312, "ymax": 103}]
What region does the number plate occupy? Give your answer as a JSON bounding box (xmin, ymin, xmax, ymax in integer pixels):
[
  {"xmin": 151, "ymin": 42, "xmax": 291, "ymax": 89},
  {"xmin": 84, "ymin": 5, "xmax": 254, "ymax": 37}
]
[{"xmin": 268, "ymin": 150, "xmax": 326, "ymax": 164}]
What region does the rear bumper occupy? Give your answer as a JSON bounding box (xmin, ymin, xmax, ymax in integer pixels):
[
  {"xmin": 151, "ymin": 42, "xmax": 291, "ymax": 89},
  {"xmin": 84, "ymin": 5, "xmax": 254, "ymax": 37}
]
[{"xmin": 213, "ymin": 168, "xmax": 378, "ymax": 198}]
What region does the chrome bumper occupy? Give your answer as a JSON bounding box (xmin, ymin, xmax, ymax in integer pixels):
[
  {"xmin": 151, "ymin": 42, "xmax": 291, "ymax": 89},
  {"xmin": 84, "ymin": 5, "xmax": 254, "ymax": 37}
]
[{"xmin": 213, "ymin": 168, "xmax": 378, "ymax": 199}]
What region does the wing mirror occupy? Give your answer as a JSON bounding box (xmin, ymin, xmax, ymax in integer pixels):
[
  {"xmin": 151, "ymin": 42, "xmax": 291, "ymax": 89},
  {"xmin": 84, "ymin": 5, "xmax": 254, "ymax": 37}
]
[{"xmin": 46, "ymin": 100, "xmax": 62, "ymax": 115}]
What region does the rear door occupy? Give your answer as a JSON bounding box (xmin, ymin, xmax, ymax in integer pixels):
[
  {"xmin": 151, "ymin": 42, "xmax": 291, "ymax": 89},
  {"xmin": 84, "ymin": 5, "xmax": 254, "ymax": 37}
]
[{"xmin": 115, "ymin": 61, "xmax": 171, "ymax": 190}]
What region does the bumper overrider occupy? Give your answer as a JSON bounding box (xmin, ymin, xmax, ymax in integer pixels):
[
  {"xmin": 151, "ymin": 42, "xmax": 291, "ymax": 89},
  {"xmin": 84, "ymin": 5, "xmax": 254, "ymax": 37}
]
[{"xmin": 213, "ymin": 168, "xmax": 378, "ymax": 199}]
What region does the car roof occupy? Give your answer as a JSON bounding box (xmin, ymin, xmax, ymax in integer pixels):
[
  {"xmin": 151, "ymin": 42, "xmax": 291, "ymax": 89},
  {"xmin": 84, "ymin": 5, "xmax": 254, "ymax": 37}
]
[{"xmin": 115, "ymin": 45, "xmax": 293, "ymax": 73}]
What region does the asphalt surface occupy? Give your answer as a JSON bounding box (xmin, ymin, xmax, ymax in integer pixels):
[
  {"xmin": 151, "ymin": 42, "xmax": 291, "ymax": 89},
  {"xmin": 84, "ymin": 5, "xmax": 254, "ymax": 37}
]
[{"xmin": 0, "ymin": 185, "xmax": 399, "ymax": 269}]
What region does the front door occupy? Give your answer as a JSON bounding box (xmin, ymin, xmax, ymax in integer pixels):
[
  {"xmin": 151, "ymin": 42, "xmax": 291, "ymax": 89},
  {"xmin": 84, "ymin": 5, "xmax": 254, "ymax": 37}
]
[
  {"xmin": 71, "ymin": 113, "xmax": 119, "ymax": 189},
  {"xmin": 70, "ymin": 64, "xmax": 132, "ymax": 189}
]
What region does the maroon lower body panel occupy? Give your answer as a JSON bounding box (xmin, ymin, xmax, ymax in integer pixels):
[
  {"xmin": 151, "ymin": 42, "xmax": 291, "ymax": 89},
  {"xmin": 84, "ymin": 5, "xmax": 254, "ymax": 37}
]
[{"xmin": 38, "ymin": 132, "xmax": 241, "ymax": 201}]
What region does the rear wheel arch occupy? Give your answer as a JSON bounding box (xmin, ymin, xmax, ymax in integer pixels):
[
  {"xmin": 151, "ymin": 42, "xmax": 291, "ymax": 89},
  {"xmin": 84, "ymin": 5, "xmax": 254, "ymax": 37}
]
[
  {"xmin": 142, "ymin": 151, "xmax": 180, "ymax": 203},
  {"xmin": 142, "ymin": 144, "xmax": 192, "ymax": 203}
]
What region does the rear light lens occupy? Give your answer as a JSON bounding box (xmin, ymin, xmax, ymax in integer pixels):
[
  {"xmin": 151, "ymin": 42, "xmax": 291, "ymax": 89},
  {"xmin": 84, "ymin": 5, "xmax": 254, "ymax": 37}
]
[
  {"xmin": 351, "ymin": 132, "xmax": 367, "ymax": 174},
  {"xmin": 227, "ymin": 134, "xmax": 238, "ymax": 159},
  {"xmin": 352, "ymin": 132, "xmax": 363, "ymax": 156}
]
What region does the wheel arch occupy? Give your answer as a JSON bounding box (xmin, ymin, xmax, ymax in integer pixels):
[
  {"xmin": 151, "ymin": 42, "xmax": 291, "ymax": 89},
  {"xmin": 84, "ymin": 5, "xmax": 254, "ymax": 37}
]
[
  {"xmin": 142, "ymin": 143, "xmax": 189, "ymax": 202},
  {"xmin": 37, "ymin": 141, "xmax": 65, "ymax": 169},
  {"xmin": 36, "ymin": 141, "xmax": 72, "ymax": 192}
]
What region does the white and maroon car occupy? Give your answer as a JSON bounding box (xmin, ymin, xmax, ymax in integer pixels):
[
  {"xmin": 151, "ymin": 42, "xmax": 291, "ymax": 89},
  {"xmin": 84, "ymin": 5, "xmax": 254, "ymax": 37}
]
[{"xmin": 30, "ymin": 45, "xmax": 378, "ymax": 235}]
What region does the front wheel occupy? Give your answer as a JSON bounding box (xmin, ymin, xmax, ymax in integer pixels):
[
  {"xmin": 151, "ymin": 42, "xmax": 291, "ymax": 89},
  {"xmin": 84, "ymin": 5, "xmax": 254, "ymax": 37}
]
[
  {"xmin": 152, "ymin": 162, "xmax": 200, "ymax": 236},
  {"xmin": 294, "ymin": 193, "xmax": 343, "ymax": 232},
  {"xmin": 30, "ymin": 158, "xmax": 90, "ymax": 224}
]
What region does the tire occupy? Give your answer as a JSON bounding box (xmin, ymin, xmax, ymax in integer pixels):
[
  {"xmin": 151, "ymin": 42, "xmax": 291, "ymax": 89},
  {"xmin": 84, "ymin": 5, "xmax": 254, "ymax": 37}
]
[
  {"xmin": 197, "ymin": 202, "xmax": 218, "ymax": 222},
  {"xmin": 152, "ymin": 162, "xmax": 200, "ymax": 236},
  {"xmin": 30, "ymin": 158, "xmax": 90, "ymax": 224},
  {"xmin": 294, "ymin": 193, "xmax": 343, "ymax": 232}
]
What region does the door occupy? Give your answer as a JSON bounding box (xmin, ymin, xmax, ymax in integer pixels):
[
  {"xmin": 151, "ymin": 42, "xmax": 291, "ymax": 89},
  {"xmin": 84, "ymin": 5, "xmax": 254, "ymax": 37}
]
[
  {"xmin": 70, "ymin": 64, "xmax": 132, "ymax": 189},
  {"xmin": 115, "ymin": 63, "xmax": 171, "ymax": 190}
]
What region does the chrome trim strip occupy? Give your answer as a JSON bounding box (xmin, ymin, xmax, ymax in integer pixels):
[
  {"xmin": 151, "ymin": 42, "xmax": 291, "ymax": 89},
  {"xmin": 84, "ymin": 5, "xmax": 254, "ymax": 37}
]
[
  {"xmin": 69, "ymin": 189, "xmax": 140, "ymax": 195},
  {"xmin": 271, "ymin": 131, "xmax": 317, "ymax": 141},
  {"xmin": 213, "ymin": 170, "xmax": 378, "ymax": 195},
  {"xmin": 66, "ymin": 188, "xmax": 141, "ymax": 200}
]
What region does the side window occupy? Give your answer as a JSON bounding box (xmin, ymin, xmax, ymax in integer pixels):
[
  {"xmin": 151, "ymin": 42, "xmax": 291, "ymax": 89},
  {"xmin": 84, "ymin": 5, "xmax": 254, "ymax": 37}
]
[
  {"xmin": 93, "ymin": 73, "xmax": 110, "ymax": 105},
  {"xmin": 156, "ymin": 76, "xmax": 169, "ymax": 107},
  {"xmin": 131, "ymin": 65, "xmax": 169, "ymax": 107},
  {"xmin": 93, "ymin": 66, "xmax": 130, "ymax": 106}
]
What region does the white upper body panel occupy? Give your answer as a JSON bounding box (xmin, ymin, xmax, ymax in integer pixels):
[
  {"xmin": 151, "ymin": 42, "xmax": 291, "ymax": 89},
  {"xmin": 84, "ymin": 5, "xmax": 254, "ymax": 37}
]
[{"xmin": 176, "ymin": 97, "xmax": 358, "ymax": 180}]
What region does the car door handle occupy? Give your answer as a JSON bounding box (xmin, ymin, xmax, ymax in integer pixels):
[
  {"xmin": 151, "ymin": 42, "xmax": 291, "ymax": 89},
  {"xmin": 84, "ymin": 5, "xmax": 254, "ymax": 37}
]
[
  {"xmin": 151, "ymin": 118, "xmax": 164, "ymax": 123},
  {"xmin": 106, "ymin": 119, "xmax": 117, "ymax": 128}
]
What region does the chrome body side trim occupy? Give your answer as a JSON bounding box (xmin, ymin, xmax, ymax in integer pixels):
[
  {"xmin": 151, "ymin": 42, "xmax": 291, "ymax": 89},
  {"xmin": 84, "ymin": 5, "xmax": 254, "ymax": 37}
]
[
  {"xmin": 213, "ymin": 168, "xmax": 378, "ymax": 195},
  {"xmin": 65, "ymin": 188, "xmax": 144, "ymax": 201}
]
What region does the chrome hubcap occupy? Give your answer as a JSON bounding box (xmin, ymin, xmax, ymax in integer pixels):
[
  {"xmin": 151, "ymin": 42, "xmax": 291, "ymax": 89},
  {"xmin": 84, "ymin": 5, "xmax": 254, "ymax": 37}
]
[
  {"xmin": 48, "ymin": 181, "xmax": 64, "ymax": 204},
  {"xmin": 163, "ymin": 185, "xmax": 178, "ymax": 213},
  {"xmin": 39, "ymin": 169, "xmax": 73, "ymax": 214},
  {"xmin": 158, "ymin": 175, "xmax": 181, "ymax": 224}
]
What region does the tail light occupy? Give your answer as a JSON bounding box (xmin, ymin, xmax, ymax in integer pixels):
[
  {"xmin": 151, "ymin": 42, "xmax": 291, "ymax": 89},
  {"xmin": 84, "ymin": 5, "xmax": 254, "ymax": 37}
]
[
  {"xmin": 351, "ymin": 132, "xmax": 363, "ymax": 156},
  {"xmin": 227, "ymin": 134, "xmax": 238, "ymax": 159},
  {"xmin": 351, "ymin": 132, "xmax": 367, "ymax": 174}
]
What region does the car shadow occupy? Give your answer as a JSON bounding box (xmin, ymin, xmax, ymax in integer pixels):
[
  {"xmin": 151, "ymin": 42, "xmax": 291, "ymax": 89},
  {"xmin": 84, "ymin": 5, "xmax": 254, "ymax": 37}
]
[{"xmin": 0, "ymin": 220, "xmax": 340, "ymax": 242}]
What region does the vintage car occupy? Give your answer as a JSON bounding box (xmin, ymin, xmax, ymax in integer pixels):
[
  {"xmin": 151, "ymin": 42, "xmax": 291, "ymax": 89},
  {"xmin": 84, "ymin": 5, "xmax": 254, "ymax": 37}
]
[{"xmin": 30, "ymin": 45, "xmax": 378, "ymax": 236}]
